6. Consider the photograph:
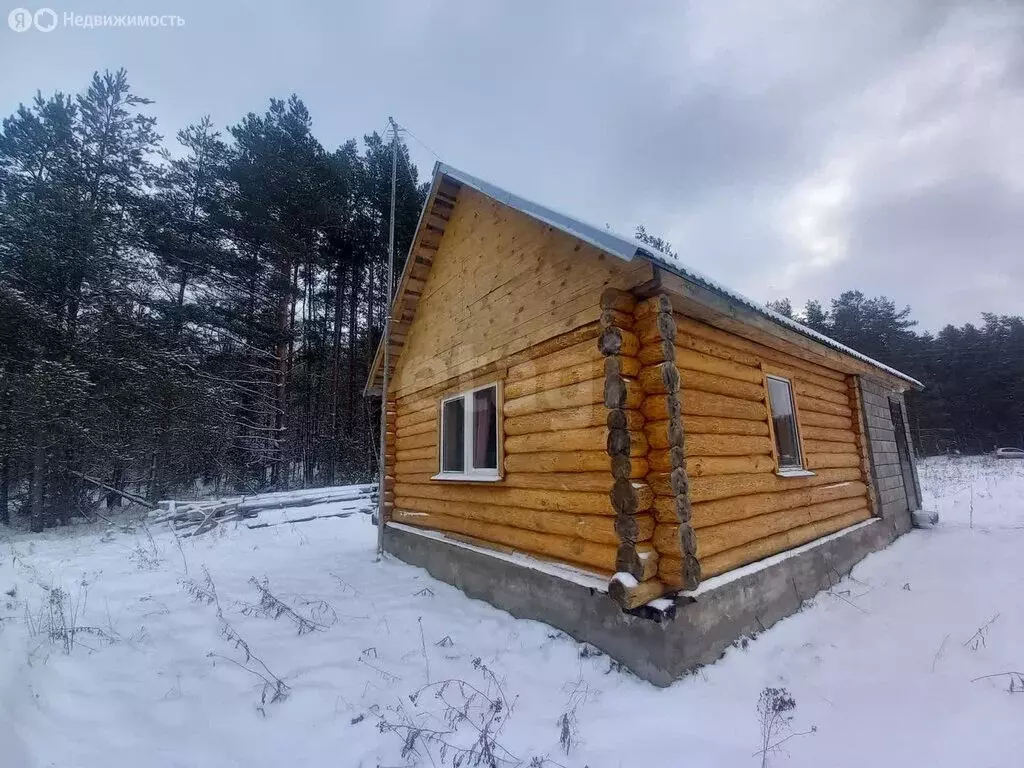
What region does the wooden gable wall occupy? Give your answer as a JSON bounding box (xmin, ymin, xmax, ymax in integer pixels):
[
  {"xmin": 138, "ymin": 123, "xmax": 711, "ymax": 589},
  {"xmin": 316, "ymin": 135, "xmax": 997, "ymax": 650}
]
[
  {"xmin": 388, "ymin": 186, "xmax": 651, "ymax": 400},
  {"xmin": 385, "ymin": 186, "xmax": 652, "ymax": 575}
]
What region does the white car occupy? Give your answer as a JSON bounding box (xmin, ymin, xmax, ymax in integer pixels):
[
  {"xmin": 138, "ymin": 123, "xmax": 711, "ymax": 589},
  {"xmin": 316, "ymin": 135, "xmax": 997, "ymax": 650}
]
[{"xmin": 995, "ymin": 447, "xmax": 1024, "ymax": 459}]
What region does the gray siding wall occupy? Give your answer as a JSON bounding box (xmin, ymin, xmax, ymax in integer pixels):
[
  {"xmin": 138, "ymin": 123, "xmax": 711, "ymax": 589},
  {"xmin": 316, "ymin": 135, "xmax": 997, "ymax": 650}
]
[{"xmin": 858, "ymin": 376, "xmax": 922, "ymax": 524}]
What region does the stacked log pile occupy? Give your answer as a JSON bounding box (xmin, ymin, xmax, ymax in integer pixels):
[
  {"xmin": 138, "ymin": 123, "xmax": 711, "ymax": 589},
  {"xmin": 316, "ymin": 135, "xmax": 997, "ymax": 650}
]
[
  {"xmin": 674, "ymin": 315, "xmax": 872, "ymax": 578},
  {"xmin": 391, "ymin": 322, "xmax": 642, "ymax": 575},
  {"xmin": 153, "ymin": 485, "xmax": 377, "ymax": 535}
]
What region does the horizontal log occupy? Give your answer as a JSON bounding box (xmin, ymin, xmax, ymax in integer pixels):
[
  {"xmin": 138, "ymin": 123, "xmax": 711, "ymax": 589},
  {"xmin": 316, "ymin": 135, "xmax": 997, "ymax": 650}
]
[
  {"xmin": 395, "ymin": 431, "xmax": 437, "ymax": 451},
  {"xmin": 598, "ymin": 327, "xmax": 640, "ymax": 358},
  {"xmin": 652, "ymin": 523, "xmax": 682, "ymax": 555},
  {"xmin": 610, "ymin": 480, "xmax": 655, "ymax": 515},
  {"xmin": 504, "ymin": 451, "xmax": 647, "ymax": 477},
  {"xmin": 641, "ymin": 393, "xmax": 681, "ymax": 422},
  {"xmin": 653, "ymin": 494, "xmax": 692, "ymax": 524},
  {"xmin": 656, "ymin": 554, "xmax": 701, "ymax": 589},
  {"xmin": 504, "ymin": 378, "xmax": 604, "ymax": 417},
  {"xmin": 675, "ymin": 348, "xmax": 763, "ymax": 385},
  {"xmin": 396, "ymin": 446, "xmax": 435, "ymax": 462},
  {"xmin": 615, "ymin": 513, "xmax": 657, "ymax": 544},
  {"xmin": 689, "ymin": 467, "xmax": 862, "ymax": 504},
  {"xmin": 633, "ymin": 294, "xmax": 673, "ymax": 320},
  {"xmin": 393, "ymin": 496, "xmax": 638, "ymax": 545},
  {"xmin": 506, "ymin": 426, "xmax": 634, "ymax": 454},
  {"xmin": 607, "ymin": 428, "xmax": 650, "ymax": 458},
  {"xmin": 601, "ymin": 287, "xmax": 638, "ymax": 313},
  {"xmin": 686, "ymin": 454, "xmax": 776, "ymax": 477},
  {"xmin": 647, "ymin": 447, "xmax": 685, "ymax": 473},
  {"xmin": 647, "ymin": 469, "xmax": 689, "ymax": 497},
  {"xmin": 604, "ymin": 375, "xmax": 645, "ymax": 410},
  {"xmin": 638, "ymin": 338, "xmax": 676, "ymax": 366},
  {"xmin": 398, "ymin": 419, "xmax": 436, "ymax": 438},
  {"xmin": 395, "ymin": 406, "xmax": 437, "ymax": 431},
  {"xmin": 600, "ymin": 308, "xmax": 634, "ymax": 331},
  {"xmin": 695, "ymin": 497, "xmax": 868, "ymax": 558},
  {"xmin": 502, "ymin": 472, "xmax": 615, "ymax": 493},
  {"xmin": 506, "ymin": 404, "xmax": 602, "ymax": 436},
  {"xmin": 617, "ymin": 542, "xmax": 660, "ymax": 582},
  {"xmin": 396, "ymin": 393, "xmax": 436, "ymax": 417},
  {"xmin": 679, "ymin": 369, "xmax": 765, "ymax": 402},
  {"xmin": 505, "ymin": 361, "xmax": 605, "ymax": 400},
  {"xmin": 674, "ymin": 314, "xmax": 847, "ymax": 383},
  {"xmin": 394, "ymin": 482, "xmax": 618, "ymax": 515},
  {"xmin": 607, "ymin": 408, "xmax": 646, "ymax": 432},
  {"xmin": 681, "ymin": 415, "xmax": 769, "ymax": 436},
  {"xmin": 680, "ymin": 390, "xmax": 768, "ymax": 422},
  {"xmin": 700, "ymin": 508, "xmax": 871, "ymax": 578},
  {"xmin": 800, "ymin": 425, "xmax": 856, "ymax": 443},
  {"xmin": 691, "ymin": 478, "xmax": 867, "ymax": 528},
  {"xmin": 639, "ymin": 362, "xmax": 680, "ymax": 395},
  {"xmin": 400, "ymin": 323, "xmax": 603, "ymax": 404},
  {"xmin": 798, "ymin": 410, "xmax": 853, "ymax": 430},
  {"xmin": 634, "ymin": 312, "xmax": 677, "ymax": 346},
  {"xmin": 806, "ymin": 453, "xmax": 861, "ymax": 470},
  {"xmin": 506, "ymin": 337, "xmax": 603, "ymax": 383},
  {"xmin": 644, "ymin": 419, "xmax": 684, "ymax": 450},
  {"xmin": 795, "ymin": 393, "xmax": 852, "ymax": 418},
  {"xmin": 684, "ymin": 434, "xmax": 774, "ymax": 457},
  {"xmin": 803, "ymin": 439, "xmax": 858, "ymax": 455},
  {"xmin": 391, "ymin": 508, "xmax": 617, "ymax": 572},
  {"xmin": 793, "ymin": 379, "xmax": 849, "ymax": 406},
  {"xmin": 673, "ymin": 330, "xmax": 759, "ymax": 368},
  {"xmin": 395, "ymin": 458, "xmax": 438, "ymax": 475},
  {"xmin": 608, "ymin": 577, "xmax": 668, "ymax": 610},
  {"xmin": 605, "ymin": 355, "xmax": 642, "ymax": 380}
]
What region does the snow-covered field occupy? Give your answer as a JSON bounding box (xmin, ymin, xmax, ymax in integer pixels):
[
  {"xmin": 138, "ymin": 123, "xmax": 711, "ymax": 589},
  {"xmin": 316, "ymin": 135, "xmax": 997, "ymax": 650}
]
[{"xmin": 2, "ymin": 456, "xmax": 1023, "ymax": 767}]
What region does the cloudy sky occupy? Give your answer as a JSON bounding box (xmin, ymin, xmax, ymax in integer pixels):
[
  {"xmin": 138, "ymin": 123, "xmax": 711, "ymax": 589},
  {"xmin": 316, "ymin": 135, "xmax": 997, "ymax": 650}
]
[{"xmin": 2, "ymin": 0, "xmax": 1021, "ymax": 330}]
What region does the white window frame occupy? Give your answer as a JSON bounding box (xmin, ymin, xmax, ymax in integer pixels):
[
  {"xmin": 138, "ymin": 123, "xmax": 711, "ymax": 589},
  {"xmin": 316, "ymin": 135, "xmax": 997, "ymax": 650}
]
[
  {"xmin": 433, "ymin": 382, "xmax": 501, "ymax": 482},
  {"xmin": 765, "ymin": 374, "xmax": 813, "ymax": 477}
]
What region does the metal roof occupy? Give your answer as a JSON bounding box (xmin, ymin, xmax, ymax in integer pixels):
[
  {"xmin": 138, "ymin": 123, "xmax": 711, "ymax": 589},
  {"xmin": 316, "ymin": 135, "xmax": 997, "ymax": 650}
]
[{"xmin": 436, "ymin": 162, "xmax": 923, "ymax": 389}]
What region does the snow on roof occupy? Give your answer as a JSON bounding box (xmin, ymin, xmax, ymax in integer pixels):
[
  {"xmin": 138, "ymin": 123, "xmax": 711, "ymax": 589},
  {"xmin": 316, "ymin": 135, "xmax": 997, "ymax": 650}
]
[{"xmin": 437, "ymin": 162, "xmax": 923, "ymax": 389}]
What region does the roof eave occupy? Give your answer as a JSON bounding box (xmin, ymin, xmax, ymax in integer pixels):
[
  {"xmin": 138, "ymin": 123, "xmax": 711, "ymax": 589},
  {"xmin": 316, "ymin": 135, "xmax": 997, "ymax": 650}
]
[{"xmin": 646, "ymin": 259, "xmax": 923, "ymax": 391}]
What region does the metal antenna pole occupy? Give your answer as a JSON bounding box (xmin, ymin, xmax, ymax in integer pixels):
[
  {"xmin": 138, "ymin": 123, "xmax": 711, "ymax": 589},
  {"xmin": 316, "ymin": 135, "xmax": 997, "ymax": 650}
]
[{"xmin": 376, "ymin": 117, "xmax": 399, "ymax": 557}]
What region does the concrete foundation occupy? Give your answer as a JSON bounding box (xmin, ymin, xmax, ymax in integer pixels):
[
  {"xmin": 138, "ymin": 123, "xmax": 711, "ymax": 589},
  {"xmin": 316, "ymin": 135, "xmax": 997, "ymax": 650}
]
[{"xmin": 385, "ymin": 510, "xmax": 912, "ymax": 686}]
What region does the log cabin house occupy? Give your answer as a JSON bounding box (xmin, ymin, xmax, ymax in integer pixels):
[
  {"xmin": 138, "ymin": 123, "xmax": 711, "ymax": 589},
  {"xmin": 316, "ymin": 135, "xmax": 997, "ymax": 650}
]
[{"xmin": 366, "ymin": 163, "xmax": 926, "ymax": 684}]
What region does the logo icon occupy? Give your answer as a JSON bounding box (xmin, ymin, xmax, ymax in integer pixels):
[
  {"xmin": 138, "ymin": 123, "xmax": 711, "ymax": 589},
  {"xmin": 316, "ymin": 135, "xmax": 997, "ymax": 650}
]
[
  {"xmin": 33, "ymin": 7, "xmax": 56, "ymax": 30},
  {"xmin": 8, "ymin": 7, "xmax": 32, "ymax": 30}
]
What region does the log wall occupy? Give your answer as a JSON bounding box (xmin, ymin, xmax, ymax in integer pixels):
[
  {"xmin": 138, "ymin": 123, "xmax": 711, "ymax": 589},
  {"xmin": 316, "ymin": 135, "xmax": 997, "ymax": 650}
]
[
  {"xmin": 673, "ymin": 313, "xmax": 873, "ymax": 579},
  {"xmin": 391, "ymin": 322, "xmax": 640, "ymax": 575}
]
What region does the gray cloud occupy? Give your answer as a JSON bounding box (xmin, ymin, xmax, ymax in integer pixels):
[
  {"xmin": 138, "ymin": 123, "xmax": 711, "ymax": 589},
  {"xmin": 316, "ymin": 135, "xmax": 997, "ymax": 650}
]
[{"xmin": 1, "ymin": 0, "xmax": 1021, "ymax": 330}]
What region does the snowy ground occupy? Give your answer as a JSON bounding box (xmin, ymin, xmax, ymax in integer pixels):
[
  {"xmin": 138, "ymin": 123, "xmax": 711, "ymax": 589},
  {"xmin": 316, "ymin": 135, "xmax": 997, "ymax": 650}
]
[{"xmin": 2, "ymin": 456, "xmax": 1023, "ymax": 768}]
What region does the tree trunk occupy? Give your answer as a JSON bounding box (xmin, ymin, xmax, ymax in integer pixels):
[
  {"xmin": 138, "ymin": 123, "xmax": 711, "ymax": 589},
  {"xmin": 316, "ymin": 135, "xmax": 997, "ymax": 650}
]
[
  {"xmin": 347, "ymin": 259, "xmax": 360, "ymax": 434},
  {"xmin": 328, "ymin": 257, "xmax": 347, "ymax": 484},
  {"xmin": 271, "ymin": 256, "xmax": 291, "ymax": 488},
  {"xmin": 0, "ymin": 453, "xmax": 10, "ymax": 526},
  {"xmin": 106, "ymin": 464, "xmax": 123, "ymax": 508},
  {"xmin": 30, "ymin": 430, "xmax": 45, "ymax": 533}
]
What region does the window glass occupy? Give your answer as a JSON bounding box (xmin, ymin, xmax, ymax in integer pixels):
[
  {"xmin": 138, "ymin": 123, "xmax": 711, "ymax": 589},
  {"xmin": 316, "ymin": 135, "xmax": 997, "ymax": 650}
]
[
  {"xmin": 767, "ymin": 376, "xmax": 802, "ymax": 469},
  {"xmin": 441, "ymin": 397, "xmax": 465, "ymax": 472},
  {"xmin": 472, "ymin": 387, "xmax": 498, "ymax": 470}
]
